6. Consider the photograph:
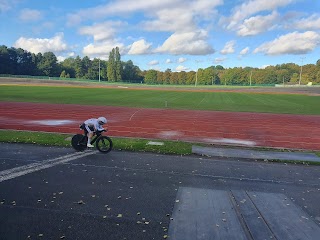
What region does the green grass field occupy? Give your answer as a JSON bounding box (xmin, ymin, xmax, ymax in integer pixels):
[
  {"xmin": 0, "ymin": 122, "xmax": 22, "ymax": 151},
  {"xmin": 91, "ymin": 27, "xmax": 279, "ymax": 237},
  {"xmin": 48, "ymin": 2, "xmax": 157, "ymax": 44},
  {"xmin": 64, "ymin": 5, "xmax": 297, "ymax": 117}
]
[{"xmin": 1, "ymin": 85, "xmax": 320, "ymax": 115}]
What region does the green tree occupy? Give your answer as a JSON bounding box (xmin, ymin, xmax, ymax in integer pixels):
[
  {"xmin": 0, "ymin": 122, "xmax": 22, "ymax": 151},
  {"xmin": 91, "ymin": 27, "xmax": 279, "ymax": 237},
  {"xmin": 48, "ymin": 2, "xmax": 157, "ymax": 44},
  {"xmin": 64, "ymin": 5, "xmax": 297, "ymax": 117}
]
[
  {"xmin": 15, "ymin": 48, "xmax": 35, "ymax": 75},
  {"xmin": 163, "ymin": 69, "xmax": 171, "ymax": 84},
  {"xmin": 144, "ymin": 69, "xmax": 158, "ymax": 84},
  {"xmin": 59, "ymin": 57, "xmax": 76, "ymax": 78},
  {"xmin": 37, "ymin": 52, "xmax": 58, "ymax": 76},
  {"xmin": 157, "ymin": 71, "xmax": 164, "ymax": 84},
  {"xmin": 122, "ymin": 60, "xmax": 141, "ymax": 82},
  {"xmin": 316, "ymin": 70, "xmax": 320, "ymax": 83},
  {"xmin": 107, "ymin": 49, "xmax": 116, "ymax": 81},
  {"xmin": 60, "ymin": 70, "xmax": 70, "ymax": 78},
  {"xmin": 0, "ymin": 45, "xmax": 11, "ymax": 74},
  {"xmin": 169, "ymin": 72, "xmax": 179, "ymax": 84},
  {"xmin": 290, "ymin": 73, "xmax": 299, "ymax": 83},
  {"xmin": 74, "ymin": 56, "xmax": 85, "ymax": 78},
  {"xmin": 82, "ymin": 56, "xmax": 92, "ymax": 79},
  {"xmin": 186, "ymin": 71, "xmax": 195, "ymax": 85},
  {"xmin": 178, "ymin": 71, "xmax": 187, "ymax": 84},
  {"xmin": 115, "ymin": 47, "xmax": 122, "ymax": 81}
]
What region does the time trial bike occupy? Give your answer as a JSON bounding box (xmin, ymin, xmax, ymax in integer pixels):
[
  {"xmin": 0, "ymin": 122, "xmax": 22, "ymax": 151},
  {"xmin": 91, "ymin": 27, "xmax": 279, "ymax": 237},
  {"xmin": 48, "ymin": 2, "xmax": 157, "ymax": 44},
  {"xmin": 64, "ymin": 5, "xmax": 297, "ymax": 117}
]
[{"xmin": 71, "ymin": 125, "xmax": 113, "ymax": 153}]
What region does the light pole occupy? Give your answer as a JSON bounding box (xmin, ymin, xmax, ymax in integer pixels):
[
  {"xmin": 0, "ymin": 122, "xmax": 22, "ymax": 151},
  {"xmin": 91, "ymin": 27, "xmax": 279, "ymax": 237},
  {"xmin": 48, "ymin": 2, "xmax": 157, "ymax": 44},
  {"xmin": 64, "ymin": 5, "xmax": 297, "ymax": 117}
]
[
  {"xmin": 195, "ymin": 71, "xmax": 198, "ymax": 87},
  {"xmin": 299, "ymin": 57, "xmax": 305, "ymax": 85},
  {"xmin": 99, "ymin": 59, "xmax": 101, "ymax": 82},
  {"xmin": 195, "ymin": 60, "xmax": 200, "ymax": 87}
]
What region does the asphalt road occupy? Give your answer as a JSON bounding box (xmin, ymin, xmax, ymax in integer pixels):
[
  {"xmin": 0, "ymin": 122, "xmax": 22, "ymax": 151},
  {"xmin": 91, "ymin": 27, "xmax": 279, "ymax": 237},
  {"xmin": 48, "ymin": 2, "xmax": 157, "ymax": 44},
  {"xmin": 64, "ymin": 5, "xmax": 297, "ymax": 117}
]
[{"xmin": 1, "ymin": 143, "xmax": 320, "ymax": 240}]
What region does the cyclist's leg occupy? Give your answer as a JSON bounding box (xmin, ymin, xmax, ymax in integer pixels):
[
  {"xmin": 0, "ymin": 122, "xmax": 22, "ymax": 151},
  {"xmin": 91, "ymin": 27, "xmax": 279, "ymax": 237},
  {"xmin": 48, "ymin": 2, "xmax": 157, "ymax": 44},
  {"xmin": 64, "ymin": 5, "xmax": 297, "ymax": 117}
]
[{"xmin": 85, "ymin": 125, "xmax": 94, "ymax": 147}]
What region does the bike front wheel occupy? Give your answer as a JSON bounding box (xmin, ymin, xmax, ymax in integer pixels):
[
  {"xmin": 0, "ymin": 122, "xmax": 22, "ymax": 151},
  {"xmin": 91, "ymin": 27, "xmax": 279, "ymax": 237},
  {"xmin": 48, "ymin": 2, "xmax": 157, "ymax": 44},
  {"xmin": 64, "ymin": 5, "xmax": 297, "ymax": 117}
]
[{"xmin": 96, "ymin": 136, "xmax": 113, "ymax": 153}]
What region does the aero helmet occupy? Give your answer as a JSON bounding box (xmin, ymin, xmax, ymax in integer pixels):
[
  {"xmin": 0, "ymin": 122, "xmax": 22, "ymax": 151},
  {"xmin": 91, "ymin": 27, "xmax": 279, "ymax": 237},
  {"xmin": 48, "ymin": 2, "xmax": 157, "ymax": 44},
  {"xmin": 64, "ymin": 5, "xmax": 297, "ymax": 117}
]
[{"xmin": 98, "ymin": 116, "xmax": 107, "ymax": 124}]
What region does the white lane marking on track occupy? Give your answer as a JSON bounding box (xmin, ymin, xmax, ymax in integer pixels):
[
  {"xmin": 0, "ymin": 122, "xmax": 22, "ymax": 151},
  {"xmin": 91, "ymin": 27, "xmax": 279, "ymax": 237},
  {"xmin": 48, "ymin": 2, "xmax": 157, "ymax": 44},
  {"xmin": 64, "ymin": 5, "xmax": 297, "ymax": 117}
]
[
  {"xmin": 0, "ymin": 151, "xmax": 96, "ymax": 183},
  {"xmin": 203, "ymin": 138, "xmax": 256, "ymax": 146},
  {"xmin": 28, "ymin": 120, "xmax": 75, "ymax": 126},
  {"xmin": 129, "ymin": 109, "xmax": 143, "ymax": 121}
]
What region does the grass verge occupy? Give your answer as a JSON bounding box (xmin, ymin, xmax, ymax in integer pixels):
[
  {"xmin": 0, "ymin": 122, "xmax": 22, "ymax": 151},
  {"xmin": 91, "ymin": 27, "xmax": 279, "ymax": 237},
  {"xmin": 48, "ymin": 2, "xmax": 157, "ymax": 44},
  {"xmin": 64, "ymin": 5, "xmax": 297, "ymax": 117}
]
[
  {"xmin": 1, "ymin": 130, "xmax": 319, "ymax": 165},
  {"xmin": 0, "ymin": 130, "xmax": 193, "ymax": 155}
]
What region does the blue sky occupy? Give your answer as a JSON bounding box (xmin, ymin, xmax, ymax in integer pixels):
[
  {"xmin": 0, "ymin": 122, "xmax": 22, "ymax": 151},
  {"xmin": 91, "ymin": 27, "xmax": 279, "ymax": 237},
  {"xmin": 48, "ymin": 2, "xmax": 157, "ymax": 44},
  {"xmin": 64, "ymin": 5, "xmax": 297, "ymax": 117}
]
[{"xmin": 1, "ymin": 0, "xmax": 320, "ymax": 71}]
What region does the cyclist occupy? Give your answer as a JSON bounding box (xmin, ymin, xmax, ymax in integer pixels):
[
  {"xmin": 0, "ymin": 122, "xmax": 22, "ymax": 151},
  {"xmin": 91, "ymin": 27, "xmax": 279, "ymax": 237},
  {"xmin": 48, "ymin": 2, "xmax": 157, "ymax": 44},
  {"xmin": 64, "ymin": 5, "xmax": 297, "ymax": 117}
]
[{"xmin": 80, "ymin": 116, "xmax": 107, "ymax": 148}]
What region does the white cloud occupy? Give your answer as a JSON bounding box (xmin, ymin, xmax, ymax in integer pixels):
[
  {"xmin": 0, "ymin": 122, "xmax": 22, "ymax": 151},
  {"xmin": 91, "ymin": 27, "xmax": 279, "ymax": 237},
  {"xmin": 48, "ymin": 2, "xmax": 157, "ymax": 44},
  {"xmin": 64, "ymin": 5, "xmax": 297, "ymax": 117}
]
[
  {"xmin": 141, "ymin": 7, "xmax": 196, "ymax": 33},
  {"xmin": 68, "ymin": 52, "xmax": 75, "ymax": 57},
  {"xmin": 260, "ymin": 65, "xmax": 270, "ymax": 69},
  {"xmin": 237, "ymin": 11, "xmax": 279, "ymax": 36},
  {"xmin": 14, "ymin": 33, "xmax": 68, "ymax": 54},
  {"xmin": 79, "ymin": 21, "xmax": 129, "ymax": 58},
  {"xmin": 149, "ymin": 66, "xmax": 161, "ymax": 71},
  {"xmin": 214, "ymin": 57, "xmax": 227, "ymax": 64},
  {"xmin": 82, "ymin": 41, "xmax": 126, "ymax": 59},
  {"xmin": 148, "ymin": 60, "xmax": 159, "ymax": 66},
  {"xmin": 254, "ymin": 31, "xmax": 320, "ymax": 55},
  {"xmin": 57, "ymin": 56, "xmax": 66, "ymax": 62},
  {"xmin": 79, "ymin": 21, "xmax": 125, "ymax": 42},
  {"xmin": 225, "ymin": 0, "xmax": 294, "ymax": 31},
  {"xmin": 67, "ymin": 0, "xmax": 222, "ymax": 26},
  {"xmin": 128, "ymin": 39, "xmax": 152, "ymax": 55},
  {"xmin": 166, "ymin": 59, "xmax": 172, "ymax": 64},
  {"xmin": 292, "ymin": 14, "xmax": 320, "ymax": 30},
  {"xmin": 155, "ymin": 30, "xmax": 214, "ymax": 55},
  {"xmin": 220, "ymin": 41, "xmax": 235, "ymax": 55},
  {"xmin": 239, "ymin": 47, "xmax": 250, "ymax": 55},
  {"xmin": 67, "ymin": 0, "xmax": 179, "ymax": 26},
  {"xmin": 19, "ymin": 8, "xmax": 42, "ymax": 21},
  {"xmin": 0, "ymin": 0, "xmax": 20, "ymax": 13},
  {"xmin": 178, "ymin": 57, "xmax": 187, "ymax": 63},
  {"xmin": 176, "ymin": 65, "xmax": 189, "ymax": 72},
  {"xmin": 191, "ymin": 0, "xmax": 223, "ymax": 18},
  {"xmin": 68, "ymin": 0, "xmax": 221, "ymax": 56}
]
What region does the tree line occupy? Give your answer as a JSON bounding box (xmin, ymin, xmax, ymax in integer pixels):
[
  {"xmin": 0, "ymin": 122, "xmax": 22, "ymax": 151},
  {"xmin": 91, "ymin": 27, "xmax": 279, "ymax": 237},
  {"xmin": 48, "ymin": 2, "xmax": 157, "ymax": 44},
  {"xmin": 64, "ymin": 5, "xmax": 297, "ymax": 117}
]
[
  {"xmin": 1, "ymin": 45, "xmax": 320, "ymax": 85},
  {"xmin": 0, "ymin": 45, "xmax": 143, "ymax": 83}
]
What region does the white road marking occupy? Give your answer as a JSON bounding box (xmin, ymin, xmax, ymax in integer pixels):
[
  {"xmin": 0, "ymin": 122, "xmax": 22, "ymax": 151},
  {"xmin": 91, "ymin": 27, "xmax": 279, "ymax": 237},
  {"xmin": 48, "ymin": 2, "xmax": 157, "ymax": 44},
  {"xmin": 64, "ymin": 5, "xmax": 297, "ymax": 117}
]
[{"xmin": 0, "ymin": 151, "xmax": 96, "ymax": 183}]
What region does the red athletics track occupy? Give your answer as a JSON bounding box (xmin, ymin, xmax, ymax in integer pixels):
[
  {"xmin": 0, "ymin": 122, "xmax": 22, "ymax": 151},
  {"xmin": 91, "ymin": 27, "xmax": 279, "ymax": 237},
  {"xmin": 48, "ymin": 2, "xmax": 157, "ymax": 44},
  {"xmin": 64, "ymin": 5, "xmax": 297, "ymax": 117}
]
[{"xmin": 1, "ymin": 101, "xmax": 320, "ymax": 151}]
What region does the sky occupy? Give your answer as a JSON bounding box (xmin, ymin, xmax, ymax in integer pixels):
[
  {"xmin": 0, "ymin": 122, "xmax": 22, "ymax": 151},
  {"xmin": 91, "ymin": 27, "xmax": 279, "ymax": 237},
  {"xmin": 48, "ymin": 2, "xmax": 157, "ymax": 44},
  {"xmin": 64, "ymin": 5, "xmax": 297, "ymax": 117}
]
[{"xmin": 1, "ymin": 0, "xmax": 320, "ymax": 72}]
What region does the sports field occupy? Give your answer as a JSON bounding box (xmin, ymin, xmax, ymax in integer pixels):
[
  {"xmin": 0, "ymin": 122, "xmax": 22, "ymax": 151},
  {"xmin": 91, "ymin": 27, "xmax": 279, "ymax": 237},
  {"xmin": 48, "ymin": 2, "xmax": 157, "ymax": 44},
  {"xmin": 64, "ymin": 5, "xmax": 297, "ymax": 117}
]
[
  {"xmin": 1, "ymin": 82, "xmax": 320, "ymax": 150},
  {"xmin": 1, "ymin": 85, "xmax": 320, "ymax": 115}
]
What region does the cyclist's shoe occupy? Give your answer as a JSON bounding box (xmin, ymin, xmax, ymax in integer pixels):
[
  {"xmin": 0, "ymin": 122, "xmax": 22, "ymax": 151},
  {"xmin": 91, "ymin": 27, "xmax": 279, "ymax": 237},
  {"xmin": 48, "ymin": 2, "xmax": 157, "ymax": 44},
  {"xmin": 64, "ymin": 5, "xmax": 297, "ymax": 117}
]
[{"xmin": 87, "ymin": 144, "xmax": 94, "ymax": 148}]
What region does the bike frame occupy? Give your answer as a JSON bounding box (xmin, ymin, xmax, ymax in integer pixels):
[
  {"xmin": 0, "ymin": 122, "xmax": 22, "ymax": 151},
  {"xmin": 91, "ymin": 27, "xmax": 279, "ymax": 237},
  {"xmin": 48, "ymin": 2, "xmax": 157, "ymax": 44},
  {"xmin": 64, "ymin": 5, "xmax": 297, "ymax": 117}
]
[{"xmin": 80, "ymin": 131, "xmax": 103, "ymax": 145}]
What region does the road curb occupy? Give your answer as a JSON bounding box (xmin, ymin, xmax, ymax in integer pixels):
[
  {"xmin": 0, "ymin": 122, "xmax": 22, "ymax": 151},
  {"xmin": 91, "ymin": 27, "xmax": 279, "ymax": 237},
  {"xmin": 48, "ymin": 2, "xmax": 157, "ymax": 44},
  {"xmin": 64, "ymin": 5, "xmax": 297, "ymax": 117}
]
[{"xmin": 192, "ymin": 145, "xmax": 320, "ymax": 162}]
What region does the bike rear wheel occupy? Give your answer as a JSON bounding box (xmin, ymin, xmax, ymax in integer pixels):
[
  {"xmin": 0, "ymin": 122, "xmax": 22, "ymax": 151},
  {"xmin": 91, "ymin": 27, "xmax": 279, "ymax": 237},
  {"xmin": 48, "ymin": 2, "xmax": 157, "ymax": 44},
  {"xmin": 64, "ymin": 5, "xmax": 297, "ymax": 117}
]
[
  {"xmin": 96, "ymin": 136, "xmax": 113, "ymax": 153},
  {"xmin": 71, "ymin": 134, "xmax": 87, "ymax": 151}
]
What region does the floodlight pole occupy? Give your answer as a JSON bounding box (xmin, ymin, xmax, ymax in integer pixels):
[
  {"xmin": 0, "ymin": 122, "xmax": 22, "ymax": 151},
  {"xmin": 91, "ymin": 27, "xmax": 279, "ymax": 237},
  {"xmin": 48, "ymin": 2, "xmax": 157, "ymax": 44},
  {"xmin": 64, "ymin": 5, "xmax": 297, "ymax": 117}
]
[
  {"xmin": 99, "ymin": 59, "xmax": 101, "ymax": 82},
  {"xmin": 195, "ymin": 60, "xmax": 199, "ymax": 87},
  {"xmin": 195, "ymin": 71, "xmax": 198, "ymax": 87},
  {"xmin": 299, "ymin": 57, "xmax": 305, "ymax": 85}
]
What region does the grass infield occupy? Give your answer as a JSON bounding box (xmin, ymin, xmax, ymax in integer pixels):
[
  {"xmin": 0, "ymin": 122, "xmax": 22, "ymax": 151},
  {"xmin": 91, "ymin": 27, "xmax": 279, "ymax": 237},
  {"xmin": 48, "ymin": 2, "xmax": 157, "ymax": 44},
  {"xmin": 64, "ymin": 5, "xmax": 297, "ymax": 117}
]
[{"xmin": 0, "ymin": 85, "xmax": 320, "ymax": 115}]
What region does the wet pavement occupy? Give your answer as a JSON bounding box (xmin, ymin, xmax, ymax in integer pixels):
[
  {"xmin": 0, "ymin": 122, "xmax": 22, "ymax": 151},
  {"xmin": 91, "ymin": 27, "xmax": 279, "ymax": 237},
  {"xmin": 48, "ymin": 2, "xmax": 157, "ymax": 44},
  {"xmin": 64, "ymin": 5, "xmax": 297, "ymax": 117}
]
[
  {"xmin": 1, "ymin": 143, "xmax": 320, "ymax": 239},
  {"xmin": 192, "ymin": 146, "xmax": 320, "ymax": 162}
]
